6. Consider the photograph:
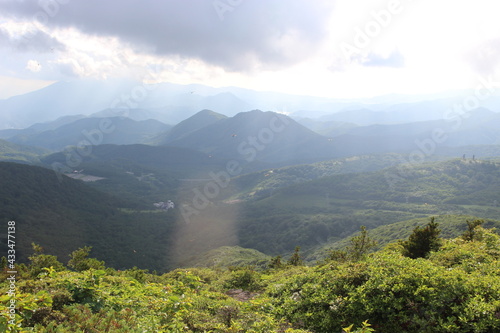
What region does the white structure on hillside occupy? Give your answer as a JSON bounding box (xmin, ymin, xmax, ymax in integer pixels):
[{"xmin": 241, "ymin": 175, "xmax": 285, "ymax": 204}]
[{"xmin": 153, "ymin": 200, "xmax": 175, "ymax": 211}]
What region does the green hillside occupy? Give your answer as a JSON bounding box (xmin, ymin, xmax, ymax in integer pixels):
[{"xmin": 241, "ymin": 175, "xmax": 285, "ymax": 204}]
[
  {"xmin": 234, "ymin": 159, "xmax": 500, "ymax": 255},
  {"xmin": 181, "ymin": 245, "xmax": 271, "ymax": 269},
  {"xmin": 41, "ymin": 144, "xmax": 228, "ymax": 206},
  {"xmin": 0, "ymin": 139, "xmax": 50, "ymax": 163},
  {"xmin": 0, "ymin": 162, "xmax": 179, "ymax": 271},
  {"xmin": 307, "ymin": 214, "xmax": 500, "ymax": 262},
  {"xmin": 220, "ymin": 153, "xmax": 447, "ymax": 201}
]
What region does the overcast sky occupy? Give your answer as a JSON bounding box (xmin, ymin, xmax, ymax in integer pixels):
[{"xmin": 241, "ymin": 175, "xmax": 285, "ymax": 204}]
[{"xmin": 0, "ymin": 0, "xmax": 499, "ymax": 99}]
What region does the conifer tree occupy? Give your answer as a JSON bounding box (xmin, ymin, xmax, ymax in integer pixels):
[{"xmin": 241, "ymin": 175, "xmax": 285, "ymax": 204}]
[
  {"xmin": 269, "ymin": 255, "xmax": 283, "ymax": 269},
  {"xmin": 401, "ymin": 217, "xmax": 441, "ymax": 259},
  {"xmin": 347, "ymin": 226, "xmax": 377, "ymax": 261},
  {"xmin": 288, "ymin": 246, "xmax": 303, "ymax": 266},
  {"xmin": 462, "ymin": 219, "xmax": 484, "ymax": 242}
]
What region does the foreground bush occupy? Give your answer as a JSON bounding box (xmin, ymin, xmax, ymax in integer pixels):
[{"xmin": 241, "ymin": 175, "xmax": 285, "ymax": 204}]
[
  {"xmin": 0, "ymin": 225, "xmax": 499, "ymax": 332},
  {"xmin": 267, "ymin": 227, "xmax": 500, "ymax": 332}
]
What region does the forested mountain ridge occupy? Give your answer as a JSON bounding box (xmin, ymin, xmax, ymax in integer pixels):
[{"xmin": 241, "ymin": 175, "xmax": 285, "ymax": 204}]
[
  {"xmin": 0, "ymin": 162, "xmax": 180, "ymax": 270},
  {"xmin": 272, "ymin": 159, "xmax": 500, "ymax": 206},
  {"xmin": 0, "ymin": 139, "xmax": 50, "ymax": 164},
  {"xmin": 218, "ymin": 153, "xmax": 446, "ymax": 202},
  {"xmin": 40, "ymin": 143, "xmax": 228, "ymax": 205},
  {"xmin": 235, "ymin": 159, "xmax": 500, "ymax": 255},
  {"xmin": 0, "ymin": 162, "xmax": 119, "ymax": 262}
]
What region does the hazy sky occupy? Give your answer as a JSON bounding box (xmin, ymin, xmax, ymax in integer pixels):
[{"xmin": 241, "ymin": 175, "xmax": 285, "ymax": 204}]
[{"xmin": 0, "ymin": 0, "xmax": 499, "ymax": 99}]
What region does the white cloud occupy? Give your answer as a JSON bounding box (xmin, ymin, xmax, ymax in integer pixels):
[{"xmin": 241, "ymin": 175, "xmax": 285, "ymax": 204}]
[
  {"xmin": 26, "ymin": 59, "xmax": 41, "ymax": 72},
  {"xmin": 1, "ymin": 0, "xmax": 500, "ymax": 99}
]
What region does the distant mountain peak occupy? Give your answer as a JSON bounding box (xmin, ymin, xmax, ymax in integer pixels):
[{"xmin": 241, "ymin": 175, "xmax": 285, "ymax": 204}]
[
  {"xmin": 234, "ymin": 109, "xmax": 277, "ymax": 118},
  {"xmin": 195, "ymin": 109, "xmax": 228, "ymax": 118},
  {"xmin": 153, "ymin": 109, "xmax": 227, "ymax": 145}
]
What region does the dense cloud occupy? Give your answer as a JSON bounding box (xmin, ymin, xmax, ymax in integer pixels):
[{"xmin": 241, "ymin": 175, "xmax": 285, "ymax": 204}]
[{"xmin": 0, "ymin": 0, "xmax": 335, "ymax": 71}]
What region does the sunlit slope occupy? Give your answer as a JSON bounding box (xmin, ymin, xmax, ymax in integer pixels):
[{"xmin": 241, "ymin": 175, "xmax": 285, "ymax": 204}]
[
  {"xmin": 235, "ymin": 159, "xmax": 500, "ymax": 254},
  {"xmin": 0, "ymin": 139, "xmax": 50, "ymax": 163},
  {"xmin": 307, "ymin": 214, "xmax": 500, "ymax": 262}
]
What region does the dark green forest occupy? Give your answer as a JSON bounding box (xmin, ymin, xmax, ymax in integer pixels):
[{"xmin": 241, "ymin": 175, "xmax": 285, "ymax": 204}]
[{"xmin": 0, "ymin": 162, "xmax": 179, "ymax": 270}]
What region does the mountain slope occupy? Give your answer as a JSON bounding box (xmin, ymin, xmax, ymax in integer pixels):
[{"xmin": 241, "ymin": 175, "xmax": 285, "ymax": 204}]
[
  {"xmin": 41, "ymin": 144, "xmax": 228, "ymax": 205},
  {"xmin": 0, "ymin": 115, "xmax": 87, "ymax": 140},
  {"xmin": 166, "ymin": 110, "xmax": 337, "ymax": 165},
  {"xmin": 0, "ymin": 162, "xmax": 180, "ymax": 271},
  {"xmin": 0, "ymin": 162, "xmax": 119, "ymax": 262},
  {"xmin": 0, "ymin": 80, "xmax": 251, "ymax": 129},
  {"xmin": 316, "ymin": 108, "xmax": 500, "ymax": 157},
  {"xmin": 154, "ymin": 109, "xmax": 228, "ymax": 144},
  {"xmin": 307, "ymin": 214, "xmax": 500, "ymax": 262},
  {"xmin": 218, "ymin": 153, "xmax": 443, "ymax": 202},
  {"xmin": 162, "ymin": 109, "xmax": 500, "ymax": 170},
  {"xmin": 295, "ymin": 117, "xmax": 357, "ymax": 137},
  {"xmin": 318, "ymin": 99, "xmax": 462, "ymax": 125},
  {"xmin": 3, "ymin": 78, "xmax": 500, "ymax": 130},
  {"xmin": 42, "ymin": 143, "xmax": 225, "ymax": 174},
  {"xmin": 89, "ymin": 108, "xmax": 174, "ymax": 124},
  {"xmin": 7, "ymin": 117, "xmax": 171, "ymax": 150},
  {"xmin": 233, "ymin": 159, "xmax": 500, "ymax": 255},
  {"xmin": 182, "ymin": 245, "xmax": 271, "ymax": 269},
  {"xmin": 0, "ymin": 139, "xmax": 50, "ymax": 163}
]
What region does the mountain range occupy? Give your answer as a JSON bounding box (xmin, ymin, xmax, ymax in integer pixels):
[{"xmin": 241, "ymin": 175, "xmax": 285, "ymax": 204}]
[
  {"xmin": 3, "ymin": 117, "xmax": 171, "ymax": 151},
  {"xmin": 2, "ymin": 79, "xmax": 500, "ymax": 130},
  {"xmin": 2, "ymin": 105, "xmax": 498, "ymax": 173}
]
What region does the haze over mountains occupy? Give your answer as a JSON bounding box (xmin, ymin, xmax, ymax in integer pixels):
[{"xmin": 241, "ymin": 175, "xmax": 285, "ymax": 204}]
[
  {"xmin": 0, "ymin": 80, "xmax": 499, "ymax": 167},
  {"xmin": 2, "ymin": 79, "xmax": 500, "ymax": 130}
]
